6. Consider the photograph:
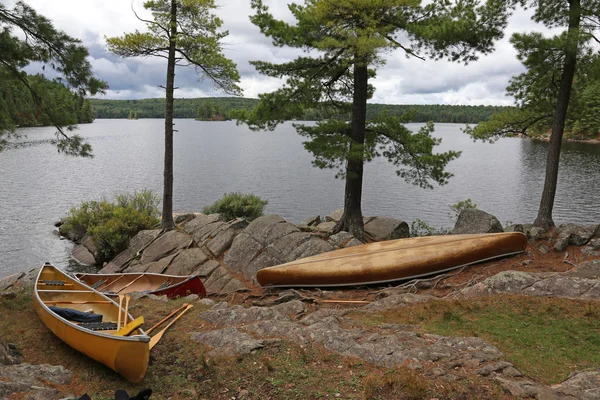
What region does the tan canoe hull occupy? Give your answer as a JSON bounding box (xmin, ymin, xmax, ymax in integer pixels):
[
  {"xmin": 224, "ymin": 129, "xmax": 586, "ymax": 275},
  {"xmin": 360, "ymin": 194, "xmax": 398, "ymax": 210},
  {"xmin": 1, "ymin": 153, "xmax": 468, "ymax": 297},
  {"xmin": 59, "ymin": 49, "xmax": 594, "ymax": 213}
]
[
  {"xmin": 256, "ymin": 233, "xmax": 528, "ymax": 287},
  {"xmin": 33, "ymin": 264, "xmax": 149, "ymax": 382}
]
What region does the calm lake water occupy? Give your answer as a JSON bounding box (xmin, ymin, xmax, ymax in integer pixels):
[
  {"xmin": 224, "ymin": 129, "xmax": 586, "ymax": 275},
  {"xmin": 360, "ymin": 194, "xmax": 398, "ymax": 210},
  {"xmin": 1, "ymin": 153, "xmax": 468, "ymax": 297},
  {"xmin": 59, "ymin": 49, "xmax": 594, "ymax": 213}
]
[{"xmin": 1, "ymin": 119, "xmax": 599, "ymax": 277}]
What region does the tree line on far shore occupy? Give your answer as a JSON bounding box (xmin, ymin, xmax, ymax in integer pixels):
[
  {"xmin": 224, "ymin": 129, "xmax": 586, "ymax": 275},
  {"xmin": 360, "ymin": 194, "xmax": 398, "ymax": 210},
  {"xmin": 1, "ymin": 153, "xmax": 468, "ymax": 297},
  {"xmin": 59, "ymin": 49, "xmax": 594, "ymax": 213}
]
[{"xmin": 90, "ymin": 97, "xmax": 510, "ymax": 125}]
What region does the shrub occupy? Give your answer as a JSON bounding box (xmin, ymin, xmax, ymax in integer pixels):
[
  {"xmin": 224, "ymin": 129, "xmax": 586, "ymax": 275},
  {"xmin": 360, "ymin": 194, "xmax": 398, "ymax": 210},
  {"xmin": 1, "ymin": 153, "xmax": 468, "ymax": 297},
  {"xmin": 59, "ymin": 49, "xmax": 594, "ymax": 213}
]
[
  {"xmin": 61, "ymin": 190, "xmax": 160, "ymax": 262},
  {"xmin": 203, "ymin": 192, "xmax": 268, "ymax": 221},
  {"xmin": 449, "ymin": 198, "xmax": 477, "ymax": 222},
  {"xmin": 410, "ymin": 218, "xmax": 448, "ymax": 237}
]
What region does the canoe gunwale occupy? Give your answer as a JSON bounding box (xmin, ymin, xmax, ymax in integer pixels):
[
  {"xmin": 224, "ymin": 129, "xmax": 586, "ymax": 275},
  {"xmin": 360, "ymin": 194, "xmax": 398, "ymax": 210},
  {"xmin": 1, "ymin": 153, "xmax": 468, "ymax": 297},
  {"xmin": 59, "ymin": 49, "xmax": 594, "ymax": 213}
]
[{"xmin": 34, "ymin": 266, "xmax": 150, "ymax": 343}]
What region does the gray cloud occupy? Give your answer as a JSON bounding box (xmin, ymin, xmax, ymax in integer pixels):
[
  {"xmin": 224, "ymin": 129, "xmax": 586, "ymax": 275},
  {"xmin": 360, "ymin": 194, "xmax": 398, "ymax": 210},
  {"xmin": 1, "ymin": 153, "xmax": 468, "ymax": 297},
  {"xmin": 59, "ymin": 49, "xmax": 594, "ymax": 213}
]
[{"xmin": 19, "ymin": 0, "xmax": 560, "ymax": 105}]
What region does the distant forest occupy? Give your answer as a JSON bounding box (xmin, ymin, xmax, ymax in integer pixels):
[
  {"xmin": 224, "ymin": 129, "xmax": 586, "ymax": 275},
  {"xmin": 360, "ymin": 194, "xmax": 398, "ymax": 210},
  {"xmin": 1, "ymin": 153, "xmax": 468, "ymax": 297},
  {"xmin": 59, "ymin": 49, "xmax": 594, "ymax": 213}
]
[{"xmin": 90, "ymin": 97, "xmax": 510, "ymax": 124}]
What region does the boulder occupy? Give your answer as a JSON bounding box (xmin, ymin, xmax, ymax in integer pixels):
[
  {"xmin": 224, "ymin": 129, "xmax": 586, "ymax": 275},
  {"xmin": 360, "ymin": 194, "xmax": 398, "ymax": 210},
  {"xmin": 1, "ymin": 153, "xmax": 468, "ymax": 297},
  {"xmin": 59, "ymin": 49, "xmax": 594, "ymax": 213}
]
[
  {"xmin": 325, "ymin": 209, "xmax": 344, "ymax": 222},
  {"xmin": 164, "ymin": 248, "xmax": 209, "ymax": 276},
  {"xmin": 0, "ymin": 338, "xmax": 22, "ymax": 365},
  {"xmin": 140, "ymin": 230, "xmax": 192, "ymax": 264},
  {"xmin": 0, "ymin": 272, "xmax": 24, "ymax": 292},
  {"xmin": 582, "ymin": 239, "xmax": 600, "ymax": 257},
  {"xmin": 174, "ymin": 212, "xmax": 199, "ymax": 225},
  {"xmin": 504, "ymin": 224, "xmax": 524, "ymax": 233},
  {"xmin": 364, "ymin": 217, "xmax": 410, "ymax": 241},
  {"xmin": 71, "ymin": 244, "xmax": 97, "ymax": 266},
  {"xmin": 316, "ymin": 221, "xmax": 336, "ymax": 232},
  {"xmin": 553, "ymin": 224, "xmax": 597, "ymax": 252},
  {"xmin": 129, "ymin": 229, "xmax": 161, "ymax": 255},
  {"xmin": 183, "ymin": 214, "xmax": 223, "ymax": 236},
  {"xmin": 452, "ymin": 209, "xmax": 503, "ymax": 234},
  {"xmin": 520, "ymin": 224, "xmax": 548, "ymax": 241},
  {"xmin": 58, "ymin": 223, "xmax": 85, "ymax": 243},
  {"xmin": 299, "ymin": 215, "xmax": 321, "ymax": 227},
  {"xmin": 81, "ymin": 236, "xmax": 100, "ymax": 261},
  {"xmin": 194, "ymin": 260, "xmax": 221, "ymax": 277},
  {"xmin": 0, "ymin": 363, "xmax": 71, "ymax": 398},
  {"xmin": 225, "ymin": 215, "xmax": 336, "ymax": 279},
  {"xmin": 328, "ymin": 231, "xmax": 362, "ymax": 248},
  {"xmin": 202, "ymin": 266, "xmax": 242, "ymax": 294}
]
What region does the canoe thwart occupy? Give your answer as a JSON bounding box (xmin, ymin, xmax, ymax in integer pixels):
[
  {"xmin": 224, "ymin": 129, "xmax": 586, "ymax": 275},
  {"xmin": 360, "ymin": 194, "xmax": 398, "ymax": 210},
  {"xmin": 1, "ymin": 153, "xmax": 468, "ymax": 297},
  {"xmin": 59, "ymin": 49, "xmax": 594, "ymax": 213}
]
[
  {"xmin": 78, "ymin": 321, "xmax": 119, "ymax": 331},
  {"xmin": 38, "ymin": 280, "xmax": 73, "ymax": 287}
]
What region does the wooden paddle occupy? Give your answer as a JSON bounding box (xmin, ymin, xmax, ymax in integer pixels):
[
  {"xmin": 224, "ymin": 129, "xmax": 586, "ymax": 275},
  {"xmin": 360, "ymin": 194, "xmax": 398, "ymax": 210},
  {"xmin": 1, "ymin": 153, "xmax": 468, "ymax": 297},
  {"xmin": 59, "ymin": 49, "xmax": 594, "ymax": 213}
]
[
  {"xmin": 45, "ymin": 300, "xmax": 112, "ymax": 304},
  {"xmin": 117, "ymin": 294, "xmax": 124, "ymax": 329},
  {"xmin": 123, "ymin": 295, "xmax": 130, "ymax": 327},
  {"xmin": 149, "ymin": 304, "xmax": 193, "ymax": 350},
  {"xmin": 145, "ymin": 303, "xmax": 189, "ymax": 335}
]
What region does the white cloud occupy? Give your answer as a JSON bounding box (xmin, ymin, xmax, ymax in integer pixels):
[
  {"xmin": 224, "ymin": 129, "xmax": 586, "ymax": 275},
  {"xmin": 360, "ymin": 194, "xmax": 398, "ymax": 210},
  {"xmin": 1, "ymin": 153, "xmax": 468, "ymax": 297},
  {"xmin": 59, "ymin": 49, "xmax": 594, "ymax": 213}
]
[{"xmin": 16, "ymin": 0, "xmax": 565, "ymax": 105}]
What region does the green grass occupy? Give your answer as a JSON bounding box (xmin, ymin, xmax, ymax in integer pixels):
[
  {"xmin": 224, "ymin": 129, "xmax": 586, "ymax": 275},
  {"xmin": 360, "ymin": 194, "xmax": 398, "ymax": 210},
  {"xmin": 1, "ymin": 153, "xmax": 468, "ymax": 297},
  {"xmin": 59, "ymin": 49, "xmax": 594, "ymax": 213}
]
[{"xmin": 350, "ymin": 295, "xmax": 600, "ymax": 384}]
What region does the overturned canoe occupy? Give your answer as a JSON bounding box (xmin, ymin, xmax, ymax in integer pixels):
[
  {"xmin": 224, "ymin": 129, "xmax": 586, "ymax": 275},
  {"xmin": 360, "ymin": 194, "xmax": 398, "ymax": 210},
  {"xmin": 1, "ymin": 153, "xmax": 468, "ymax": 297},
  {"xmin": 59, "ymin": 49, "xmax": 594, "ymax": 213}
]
[
  {"xmin": 75, "ymin": 272, "xmax": 206, "ymax": 299},
  {"xmin": 33, "ymin": 263, "xmax": 149, "ymax": 382},
  {"xmin": 256, "ymin": 232, "xmax": 528, "ymax": 288}
]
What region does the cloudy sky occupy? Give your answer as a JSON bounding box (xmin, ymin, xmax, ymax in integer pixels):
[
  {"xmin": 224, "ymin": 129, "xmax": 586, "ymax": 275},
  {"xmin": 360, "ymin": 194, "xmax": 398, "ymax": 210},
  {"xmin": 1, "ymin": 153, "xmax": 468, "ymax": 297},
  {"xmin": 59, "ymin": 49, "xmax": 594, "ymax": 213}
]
[{"xmin": 12, "ymin": 0, "xmax": 557, "ymax": 105}]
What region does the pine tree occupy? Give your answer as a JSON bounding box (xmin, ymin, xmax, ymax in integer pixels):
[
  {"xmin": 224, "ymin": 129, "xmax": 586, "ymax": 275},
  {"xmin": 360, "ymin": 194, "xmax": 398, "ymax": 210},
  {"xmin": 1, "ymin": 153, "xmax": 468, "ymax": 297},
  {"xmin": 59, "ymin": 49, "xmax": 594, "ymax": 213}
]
[
  {"xmin": 240, "ymin": 0, "xmax": 512, "ymax": 240},
  {"xmin": 466, "ymin": 0, "xmax": 600, "ymax": 229},
  {"xmin": 107, "ymin": 0, "xmax": 241, "ymax": 230},
  {"xmin": 0, "ymin": 1, "xmax": 105, "ymax": 155}
]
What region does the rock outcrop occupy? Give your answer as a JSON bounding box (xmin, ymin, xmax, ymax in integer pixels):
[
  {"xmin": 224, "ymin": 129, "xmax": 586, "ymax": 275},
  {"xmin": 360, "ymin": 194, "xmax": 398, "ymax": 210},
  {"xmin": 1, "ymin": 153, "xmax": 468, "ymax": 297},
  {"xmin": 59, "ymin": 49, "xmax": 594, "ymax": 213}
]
[
  {"xmin": 0, "ymin": 337, "xmax": 72, "ymax": 399},
  {"xmin": 225, "ymin": 215, "xmax": 334, "ymax": 280},
  {"xmin": 457, "ymin": 260, "xmax": 600, "ymax": 300}
]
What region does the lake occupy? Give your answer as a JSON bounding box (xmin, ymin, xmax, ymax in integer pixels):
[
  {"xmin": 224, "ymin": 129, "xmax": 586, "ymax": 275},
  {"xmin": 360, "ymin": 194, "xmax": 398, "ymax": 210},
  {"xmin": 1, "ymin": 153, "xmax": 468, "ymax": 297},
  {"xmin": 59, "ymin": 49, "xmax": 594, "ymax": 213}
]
[{"xmin": 1, "ymin": 119, "xmax": 599, "ymax": 277}]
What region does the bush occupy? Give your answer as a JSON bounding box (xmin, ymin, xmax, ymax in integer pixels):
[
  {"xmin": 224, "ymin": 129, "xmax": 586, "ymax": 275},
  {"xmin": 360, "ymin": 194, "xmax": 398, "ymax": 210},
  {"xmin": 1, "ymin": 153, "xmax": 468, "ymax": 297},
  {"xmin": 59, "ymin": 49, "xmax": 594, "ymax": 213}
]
[
  {"xmin": 60, "ymin": 190, "xmax": 160, "ymax": 262},
  {"xmin": 410, "ymin": 218, "xmax": 448, "ymax": 237},
  {"xmin": 203, "ymin": 192, "xmax": 268, "ymax": 221},
  {"xmin": 449, "ymin": 198, "xmax": 477, "ymax": 222}
]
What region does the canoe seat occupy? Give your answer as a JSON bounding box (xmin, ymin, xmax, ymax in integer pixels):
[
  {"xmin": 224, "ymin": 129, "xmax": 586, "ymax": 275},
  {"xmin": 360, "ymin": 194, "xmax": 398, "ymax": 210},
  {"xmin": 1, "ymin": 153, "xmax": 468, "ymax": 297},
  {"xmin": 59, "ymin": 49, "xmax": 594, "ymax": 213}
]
[
  {"xmin": 79, "ymin": 322, "xmax": 119, "ymax": 331},
  {"xmin": 39, "ymin": 280, "xmax": 73, "ymax": 287},
  {"xmin": 157, "ymin": 280, "xmax": 173, "ymax": 290}
]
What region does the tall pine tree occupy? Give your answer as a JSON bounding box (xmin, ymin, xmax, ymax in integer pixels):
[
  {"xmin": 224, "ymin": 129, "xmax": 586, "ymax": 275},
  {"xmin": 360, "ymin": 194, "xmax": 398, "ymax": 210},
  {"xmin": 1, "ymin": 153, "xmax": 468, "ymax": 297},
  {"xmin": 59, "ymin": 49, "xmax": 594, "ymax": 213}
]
[
  {"xmin": 240, "ymin": 0, "xmax": 512, "ymax": 240},
  {"xmin": 467, "ymin": 0, "xmax": 600, "ymax": 229},
  {"xmin": 107, "ymin": 0, "xmax": 241, "ymax": 230}
]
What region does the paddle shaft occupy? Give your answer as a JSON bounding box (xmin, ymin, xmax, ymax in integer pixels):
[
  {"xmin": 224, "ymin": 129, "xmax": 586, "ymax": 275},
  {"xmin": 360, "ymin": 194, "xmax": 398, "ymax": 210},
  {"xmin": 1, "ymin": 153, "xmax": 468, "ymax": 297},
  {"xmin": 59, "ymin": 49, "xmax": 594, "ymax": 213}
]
[
  {"xmin": 45, "ymin": 300, "xmax": 112, "ymax": 304},
  {"xmin": 149, "ymin": 304, "xmax": 193, "ymax": 350},
  {"xmin": 146, "ymin": 303, "xmax": 189, "ymax": 335},
  {"xmin": 123, "ymin": 295, "xmax": 130, "ymax": 326},
  {"xmin": 117, "ymin": 295, "xmax": 124, "ymax": 329}
]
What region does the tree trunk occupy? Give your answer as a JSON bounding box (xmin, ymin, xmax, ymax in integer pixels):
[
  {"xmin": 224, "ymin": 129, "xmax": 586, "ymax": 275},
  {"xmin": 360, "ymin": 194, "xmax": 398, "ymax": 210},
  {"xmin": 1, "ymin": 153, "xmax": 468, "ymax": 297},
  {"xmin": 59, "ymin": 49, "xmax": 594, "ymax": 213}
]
[
  {"xmin": 161, "ymin": 0, "xmax": 177, "ymax": 231},
  {"xmin": 335, "ymin": 63, "xmax": 368, "ymax": 241},
  {"xmin": 533, "ymin": 0, "xmax": 581, "ymax": 230}
]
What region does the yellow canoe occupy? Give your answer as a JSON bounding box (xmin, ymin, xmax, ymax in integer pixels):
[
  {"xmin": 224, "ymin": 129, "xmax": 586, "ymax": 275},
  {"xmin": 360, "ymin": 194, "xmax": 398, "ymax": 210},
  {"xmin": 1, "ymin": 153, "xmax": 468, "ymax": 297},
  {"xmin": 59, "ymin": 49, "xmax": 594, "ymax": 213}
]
[
  {"xmin": 33, "ymin": 263, "xmax": 149, "ymax": 382},
  {"xmin": 256, "ymin": 232, "xmax": 528, "ymax": 287}
]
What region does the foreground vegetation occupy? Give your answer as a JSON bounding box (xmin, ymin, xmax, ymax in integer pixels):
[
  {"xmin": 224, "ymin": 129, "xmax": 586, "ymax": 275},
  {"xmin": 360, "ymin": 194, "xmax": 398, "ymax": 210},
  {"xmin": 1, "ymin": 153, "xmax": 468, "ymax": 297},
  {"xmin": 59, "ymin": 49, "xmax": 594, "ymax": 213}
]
[
  {"xmin": 350, "ymin": 295, "xmax": 600, "ymax": 385},
  {"xmin": 90, "ymin": 97, "xmax": 509, "ymax": 124},
  {"xmin": 1, "ymin": 291, "xmax": 512, "ymax": 400}
]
